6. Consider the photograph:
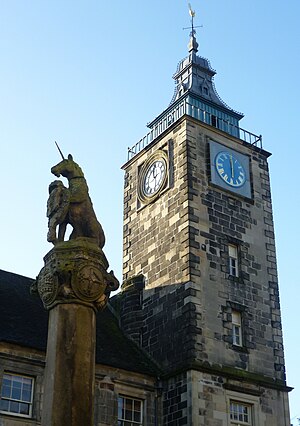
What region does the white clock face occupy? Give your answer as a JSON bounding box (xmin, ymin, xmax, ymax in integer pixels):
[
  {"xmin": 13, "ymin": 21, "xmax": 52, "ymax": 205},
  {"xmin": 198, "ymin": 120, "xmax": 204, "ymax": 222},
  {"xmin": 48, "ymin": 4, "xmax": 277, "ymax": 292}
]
[
  {"xmin": 143, "ymin": 160, "xmax": 166, "ymax": 196},
  {"xmin": 137, "ymin": 150, "xmax": 169, "ymax": 204}
]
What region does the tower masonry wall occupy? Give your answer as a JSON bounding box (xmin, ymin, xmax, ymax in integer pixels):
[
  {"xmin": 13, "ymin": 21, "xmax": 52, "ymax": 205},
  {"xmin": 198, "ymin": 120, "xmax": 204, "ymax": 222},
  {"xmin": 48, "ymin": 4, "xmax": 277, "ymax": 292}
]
[
  {"xmin": 123, "ymin": 120, "xmax": 203, "ymax": 369},
  {"xmin": 123, "ymin": 120, "xmax": 191, "ymax": 287},
  {"xmin": 184, "ymin": 118, "xmax": 286, "ymax": 383}
]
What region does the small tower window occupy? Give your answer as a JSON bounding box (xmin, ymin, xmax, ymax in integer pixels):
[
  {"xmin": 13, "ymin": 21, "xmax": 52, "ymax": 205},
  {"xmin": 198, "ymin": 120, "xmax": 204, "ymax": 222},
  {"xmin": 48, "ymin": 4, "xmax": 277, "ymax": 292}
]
[
  {"xmin": 232, "ymin": 311, "xmax": 242, "ymax": 347},
  {"xmin": 118, "ymin": 395, "xmax": 143, "ymax": 424},
  {"xmin": 230, "ymin": 401, "xmax": 251, "ymax": 424},
  {"xmin": 228, "ymin": 244, "xmax": 239, "ymax": 277}
]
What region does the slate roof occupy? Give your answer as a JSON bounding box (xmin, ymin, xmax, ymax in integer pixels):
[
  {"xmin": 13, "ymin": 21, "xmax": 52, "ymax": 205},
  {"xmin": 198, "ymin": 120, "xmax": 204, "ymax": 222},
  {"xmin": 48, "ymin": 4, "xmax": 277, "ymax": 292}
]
[{"xmin": 0, "ymin": 269, "xmax": 159, "ymax": 377}]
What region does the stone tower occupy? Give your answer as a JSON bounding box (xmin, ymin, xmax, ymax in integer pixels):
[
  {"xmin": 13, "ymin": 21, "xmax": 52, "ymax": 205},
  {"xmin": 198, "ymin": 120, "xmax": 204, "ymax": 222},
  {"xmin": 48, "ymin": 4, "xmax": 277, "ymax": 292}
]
[{"xmin": 120, "ymin": 26, "xmax": 291, "ymax": 426}]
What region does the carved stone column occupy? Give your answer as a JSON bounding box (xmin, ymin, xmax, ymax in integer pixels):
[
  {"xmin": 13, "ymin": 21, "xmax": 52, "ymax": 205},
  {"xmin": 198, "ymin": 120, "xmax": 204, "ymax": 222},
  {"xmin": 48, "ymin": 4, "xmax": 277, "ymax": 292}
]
[{"xmin": 33, "ymin": 239, "xmax": 119, "ymax": 426}]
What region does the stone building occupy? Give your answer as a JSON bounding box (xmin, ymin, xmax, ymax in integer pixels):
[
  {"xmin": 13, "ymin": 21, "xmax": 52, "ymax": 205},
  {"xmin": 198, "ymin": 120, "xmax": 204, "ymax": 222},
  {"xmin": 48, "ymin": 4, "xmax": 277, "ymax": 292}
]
[
  {"xmin": 0, "ymin": 27, "xmax": 291, "ymax": 426},
  {"xmin": 0, "ymin": 269, "xmax": 160, "ymax": 425}
]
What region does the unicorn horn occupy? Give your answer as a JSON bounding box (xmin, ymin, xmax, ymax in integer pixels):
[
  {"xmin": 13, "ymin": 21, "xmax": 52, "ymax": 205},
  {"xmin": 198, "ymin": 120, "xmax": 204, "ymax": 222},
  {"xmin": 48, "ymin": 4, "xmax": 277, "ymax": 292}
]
[{"xmin": 55, "ymin": 141, "xmax": 65, "ymax": 160}]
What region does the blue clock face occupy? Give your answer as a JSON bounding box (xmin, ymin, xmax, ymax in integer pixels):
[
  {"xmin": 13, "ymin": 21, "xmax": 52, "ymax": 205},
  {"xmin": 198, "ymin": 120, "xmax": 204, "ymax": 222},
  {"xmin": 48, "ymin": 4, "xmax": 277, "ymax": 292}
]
[{"xmin": 215, "ymin": 151, "xmax": 246, "ymax": 188}]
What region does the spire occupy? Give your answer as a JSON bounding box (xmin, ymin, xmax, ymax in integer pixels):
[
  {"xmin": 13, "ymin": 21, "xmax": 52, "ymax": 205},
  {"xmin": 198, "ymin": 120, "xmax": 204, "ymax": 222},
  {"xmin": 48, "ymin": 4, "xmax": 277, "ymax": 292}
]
[{"xmin": 167, "ymin": 3, "xmax": 243, "ymax": 120}]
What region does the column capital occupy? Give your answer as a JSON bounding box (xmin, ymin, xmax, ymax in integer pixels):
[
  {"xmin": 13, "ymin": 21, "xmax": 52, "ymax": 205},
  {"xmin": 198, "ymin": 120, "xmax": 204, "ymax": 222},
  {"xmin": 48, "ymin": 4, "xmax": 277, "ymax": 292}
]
[{"xmin": 32, "ymin": 238, "xmax": 119, "ymax": 312}]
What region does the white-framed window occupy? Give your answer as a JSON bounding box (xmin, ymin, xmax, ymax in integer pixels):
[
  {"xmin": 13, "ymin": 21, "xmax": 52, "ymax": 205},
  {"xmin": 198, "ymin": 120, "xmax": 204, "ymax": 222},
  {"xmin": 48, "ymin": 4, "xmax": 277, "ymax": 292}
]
[
  {"xmin": 0, "ymin": 373, "xmax": 34, "ymax": 417},
  {"xmin": 118, "ymin": 395, "xmax": 143, "ymax": 425},
  {"xmin": 230, "ymin": 400, "xmax": 252, "ymax": 425},
  {"xmin": 227, "ymin": 391, "xmax": 260, "ymax": 426},
  {"xmin": 229, "ymin": 244, "xmax": 239, "ymax": 277},
  {"xmin": 232, "ymin": 310, "xmax": 242, "ymax": 346}
]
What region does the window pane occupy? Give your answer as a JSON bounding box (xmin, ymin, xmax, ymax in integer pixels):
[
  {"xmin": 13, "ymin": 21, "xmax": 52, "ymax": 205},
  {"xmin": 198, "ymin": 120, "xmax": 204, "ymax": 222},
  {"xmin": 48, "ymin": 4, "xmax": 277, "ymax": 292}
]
[
  {"xmin": 118, "ymin": 404, "xmax": 123, "ymax": 419},
  {"xmin": 0, "ymin": 399, "xmax": 9, "ymax": 412},
  {"xmin": 12, "ymin": 386, "xmax": 21, "ymax": 400},
  {"xmin": 233, "ymin": 327, "xmax": 241, "ymax": 345},
  {"xmin": 23, "ymin": 378, "xmax": 32, "ymax": 386},
  {"xmin": 125, "ymin": 409, "xmax": 132, "ymax": 420},
  {"xmin": 22, "ymin": 389, "xmax": 31, "ymax": 402},
  {"xmin": 2, "ymin": 384, "xmax": 11, "ymax": 398},
  {"xmin": 13, "ymin": 376, "xmax": 22, "ymax": 384},
  {"xmin": 20, "ymin": 403, "xmax": 30, "ymax": 415},
  {"xmin": 134, "ymin": 410, "xmax": 141, "ymax": 422},
  {"xmin": 133, "ymin": 400, "xmax": 141, "ymax": 411},
  {"xmin": 12, "ymin": 377, "xmax": 22, "ymax": 390},
  {"xmin": 229, "ymin": 245, "xmax": 237, "ymax": 258},
  {"xmin": 229, "ymin": 259, "xmax": 237, "ymax": 276},
  {"xmin": 232, "ymin": 311, "xmax": 241, "ymax": 324},
  {"xmin": 9, "ymin": 400, "xmax": 20, "ymax": 413},
  {"xmin": 23, "ymin": 382, "xmax": 32, "ymax": 392},
  {"xmin": 125, "ymin": 398, "xmax": 133, "ymax": 410},
  {"xmin": 2, "ymin": 377, "xmax": 11, "ymax": 386}
]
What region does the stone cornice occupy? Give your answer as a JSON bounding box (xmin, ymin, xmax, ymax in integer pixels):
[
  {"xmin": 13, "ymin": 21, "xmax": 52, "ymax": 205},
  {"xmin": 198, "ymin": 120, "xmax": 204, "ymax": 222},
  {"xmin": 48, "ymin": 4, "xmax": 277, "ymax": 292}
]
[{"xmin": 161, "ymin": 360, "xmax": 293, "ymax": 393}]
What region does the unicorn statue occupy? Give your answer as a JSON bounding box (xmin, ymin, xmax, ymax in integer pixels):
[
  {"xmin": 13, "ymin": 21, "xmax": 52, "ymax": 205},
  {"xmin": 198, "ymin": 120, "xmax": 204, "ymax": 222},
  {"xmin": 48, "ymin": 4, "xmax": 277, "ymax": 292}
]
[{"xmin": 47, "ymin": 153, "xmax": 105, "ymax": 249}]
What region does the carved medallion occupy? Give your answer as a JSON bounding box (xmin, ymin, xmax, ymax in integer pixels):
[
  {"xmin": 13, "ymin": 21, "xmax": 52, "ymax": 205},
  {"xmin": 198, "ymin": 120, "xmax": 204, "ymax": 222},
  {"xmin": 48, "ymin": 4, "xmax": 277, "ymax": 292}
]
[
  {"xmin": 73, "ymin": 264, "xmax": 106, "ymax": 302},
  {"xmin": 37, "ymin": 266, "xmax": 59, "ymax": 307}
]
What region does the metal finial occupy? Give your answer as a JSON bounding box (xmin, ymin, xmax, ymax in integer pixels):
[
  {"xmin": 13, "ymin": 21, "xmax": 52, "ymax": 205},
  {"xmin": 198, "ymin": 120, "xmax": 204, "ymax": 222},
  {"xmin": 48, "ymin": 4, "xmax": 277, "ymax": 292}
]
[
  {"xmin": 55, "ymin": 141, "xmax": 65, "ymax": 160},
  {"xmin": 183, "ymin": 2, "xmax": 202, "ymax": 36},
  {"xmin": 188, "ymin": 3, "xmax": 196, "ymax": 35}
]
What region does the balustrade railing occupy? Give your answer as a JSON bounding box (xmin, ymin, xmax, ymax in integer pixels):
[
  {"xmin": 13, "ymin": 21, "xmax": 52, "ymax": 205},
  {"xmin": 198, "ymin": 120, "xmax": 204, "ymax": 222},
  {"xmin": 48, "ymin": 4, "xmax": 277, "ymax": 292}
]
[{"xmin": 127, "ymin": 99, "xmax": 262, "ymax": 160}]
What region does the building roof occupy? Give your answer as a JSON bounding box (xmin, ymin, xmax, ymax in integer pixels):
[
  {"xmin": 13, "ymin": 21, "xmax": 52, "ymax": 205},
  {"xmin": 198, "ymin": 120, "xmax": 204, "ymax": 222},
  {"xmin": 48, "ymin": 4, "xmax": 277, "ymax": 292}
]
[{"xmin": 0, "ymin": 269, "xmax": 159, "ymax": 377}]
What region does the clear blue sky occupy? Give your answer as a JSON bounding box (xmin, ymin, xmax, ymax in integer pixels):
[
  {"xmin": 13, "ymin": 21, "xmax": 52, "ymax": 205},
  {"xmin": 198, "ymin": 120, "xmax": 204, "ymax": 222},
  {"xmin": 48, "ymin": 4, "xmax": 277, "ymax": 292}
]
[{"xmin": 0, "ymin": 1, "xmax": 299, "ymax": 421}]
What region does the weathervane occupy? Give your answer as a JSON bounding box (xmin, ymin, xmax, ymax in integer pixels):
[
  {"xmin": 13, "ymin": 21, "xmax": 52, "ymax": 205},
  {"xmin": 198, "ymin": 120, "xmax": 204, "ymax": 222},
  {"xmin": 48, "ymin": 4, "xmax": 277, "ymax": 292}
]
[{"xmin": 183, "ymin": 2, "xmax": 202, "ymax": 37}]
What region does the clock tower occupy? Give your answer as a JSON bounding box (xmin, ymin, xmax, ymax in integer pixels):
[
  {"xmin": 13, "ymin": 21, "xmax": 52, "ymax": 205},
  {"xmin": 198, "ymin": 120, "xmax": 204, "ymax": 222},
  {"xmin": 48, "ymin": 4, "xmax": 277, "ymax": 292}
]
[{"xmin": 120, "ymin": 24, "xmax": 291, "ymax": 426}]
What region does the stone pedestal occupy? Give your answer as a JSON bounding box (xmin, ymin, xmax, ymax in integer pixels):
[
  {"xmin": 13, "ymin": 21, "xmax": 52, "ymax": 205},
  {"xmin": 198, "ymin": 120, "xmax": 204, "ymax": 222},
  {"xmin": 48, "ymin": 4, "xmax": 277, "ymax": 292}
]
[{"xmin": 33, "ymin": 239, "xmax": 119, "ymax": 426}]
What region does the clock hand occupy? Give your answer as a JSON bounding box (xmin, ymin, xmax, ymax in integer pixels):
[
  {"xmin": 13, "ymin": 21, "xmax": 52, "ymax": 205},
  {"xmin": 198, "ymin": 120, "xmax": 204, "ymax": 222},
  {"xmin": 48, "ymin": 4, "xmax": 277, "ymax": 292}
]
[
  {"xmin": 230, "ymin": 155, "xmax": 234, "ymax": 178},
  {"xmin": 150, "ymin": 165, "xmax": 157, "ymax": 181},
  {"xmin": 148, "ymin": 171, "xmax": 155, "ymax": 187}
]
